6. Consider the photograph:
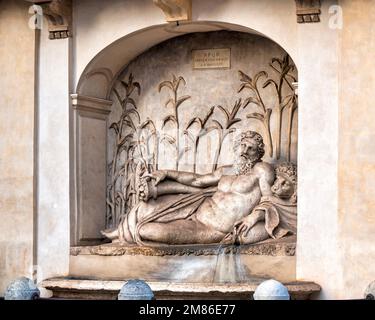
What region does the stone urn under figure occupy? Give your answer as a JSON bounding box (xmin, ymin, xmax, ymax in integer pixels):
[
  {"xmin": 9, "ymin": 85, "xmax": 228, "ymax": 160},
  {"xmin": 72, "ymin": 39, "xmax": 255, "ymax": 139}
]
[{"xmin": 102, "ymin": 131, "xmax": 297, "ymax": 246}]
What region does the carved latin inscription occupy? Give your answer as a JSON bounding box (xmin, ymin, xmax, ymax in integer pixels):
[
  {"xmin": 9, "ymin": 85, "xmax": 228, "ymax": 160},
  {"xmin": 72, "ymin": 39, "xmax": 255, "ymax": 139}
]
[{"xmin": 192, "ymin": 48, "xmax": 231, "ymax": 69}]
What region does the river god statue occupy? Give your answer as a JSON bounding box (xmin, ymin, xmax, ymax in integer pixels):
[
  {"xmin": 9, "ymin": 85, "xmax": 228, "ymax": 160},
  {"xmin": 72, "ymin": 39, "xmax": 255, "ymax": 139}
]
[{"xmin": 102, "ymin": 131, "xmax": 296, "ymax": 246}]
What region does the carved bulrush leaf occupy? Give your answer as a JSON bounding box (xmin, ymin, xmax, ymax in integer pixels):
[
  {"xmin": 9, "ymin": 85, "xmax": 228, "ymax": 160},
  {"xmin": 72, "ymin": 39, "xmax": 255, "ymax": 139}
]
[
  {"xmin": 109, "ymin": 123, "xmax": 120, "ymax": 135},
  {"xmin": 240, "ymin": 54, "xmax": 297, "ymax": 159},
  {"xmin": 238, "ymin": 70, "xmax": 268, "ymax": 113},
  {"xmin": 107, "ymin": 73, "xmax": 142, "ymax": 227},
  {"xmin": 241, "ymin": 74, "xmax": 273, "ymax": 156},
  {"xmin": 268, "ymin": 54, "xmax": 297, "ymax": 159},
  {"xmin": 158, "ymin": 81, "xmax": 174, "ymax": 92},
  {"xmin": 210, "ymin": 99, "xmax": 248, "ymax": 171},
  {"xmin": 161, "ymin": 134, "xmax": 176, "ymax": 145},
  {"xmin": 247, "ymin": 112, "xmax": 265, "ymax": 122},
  {"xmin": 158, "ymin": 75, "xmax": 191, "ymax": 170},
  {"xmin": 139, "ymin": 119, "xmax": 159, "ymax": 171},
  {"xmin": 184, "ymin": 106, "xmax": 216, "ymax": 172},
  {"xmin": 176, "ymin": 95, "xmax": 191, "ymax": 109},
  {"xmin": 186, "ymin": 117, "xmax": 203, "ymax": 129},
  {"xmin": 283, "ymin": 94, "xmax": 298, "ymax": 162},
  {"xmin": 162, "ymin": 115, "xmax": 178, "ymax": 128}
]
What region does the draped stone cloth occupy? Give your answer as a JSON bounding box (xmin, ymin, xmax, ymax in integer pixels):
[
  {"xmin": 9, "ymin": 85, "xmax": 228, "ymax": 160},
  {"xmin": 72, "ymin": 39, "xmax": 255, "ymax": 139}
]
[
  {"xmin": 118, "ymin": 187, "xmax": 217, "ymax": 246},
  {"xmin": 247, "ymin": 195, "xmax": 297, "ymax": 239}
]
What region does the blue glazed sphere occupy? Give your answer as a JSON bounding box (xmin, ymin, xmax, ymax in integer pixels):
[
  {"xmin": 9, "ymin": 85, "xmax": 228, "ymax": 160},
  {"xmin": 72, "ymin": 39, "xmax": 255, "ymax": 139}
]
[
  {"xmin": 253, "ymin": 279, "xmax": 290, "ymax": 300},
  {"xmin": 4, "ymin": 277, "xmax": 40, "ymax": 300},
  {"xmin": 118, "ymin": 279, "xmax": 154, "ymax": 300}
]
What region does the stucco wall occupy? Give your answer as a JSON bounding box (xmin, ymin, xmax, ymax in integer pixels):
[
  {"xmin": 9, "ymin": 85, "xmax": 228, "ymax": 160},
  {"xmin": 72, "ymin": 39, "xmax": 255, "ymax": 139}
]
[
  {"xmin": 337, "ymin": 0, "xmax": 375, "ymax": 299},
  {"xmin": 295, "ymin": 0, "xmax": 342, "ymax": 299},
  {"xmin": 0, "ymin": 0, "xmax": 36, "ymax": 294}
]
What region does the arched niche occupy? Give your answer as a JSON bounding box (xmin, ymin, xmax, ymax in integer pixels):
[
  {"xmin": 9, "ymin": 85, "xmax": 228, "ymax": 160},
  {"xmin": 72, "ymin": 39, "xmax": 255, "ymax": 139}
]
[
  {"xmin": 75, "ymin": 21, "xmax": 298, "ymax": 100},
  {"xmin": 71, "ymin": 22, "xmax": 298, "ymax": 249}
]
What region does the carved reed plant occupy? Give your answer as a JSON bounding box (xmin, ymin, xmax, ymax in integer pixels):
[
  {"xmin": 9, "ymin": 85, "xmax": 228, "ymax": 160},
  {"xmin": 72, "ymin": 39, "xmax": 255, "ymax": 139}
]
[
  {"xmin": 107, "ymin": 54, "xmax": 298, "ymax": 228},
  {"xmin": 159, "ymin": 74, "xmax": 191, "ymax": 170},
  {"xmin": 238, "ymin": 70, "xmax": 273, "ymax": 157},
  {"xmin": 239, "ymin": 53, "xmax": 297, "ymax": 160},
  {"xmin": 210, "ymin": 99, "xmax": 250, "ymax": 172},
  {"xmin": 184, "ymin": 106, "xmax": 215, "ymax": 173},
  {"xmin": 107, "ymin": 73, "xmax": 141, "ymax": 227},
  {"xmin": 264, "ymin": 54, "xmax": 297, "ymax": 160}
]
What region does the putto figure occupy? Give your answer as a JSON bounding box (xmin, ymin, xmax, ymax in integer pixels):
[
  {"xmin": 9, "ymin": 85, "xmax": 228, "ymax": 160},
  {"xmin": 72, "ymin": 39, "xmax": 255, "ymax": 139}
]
[{"xmin": 102, "ymin": 131, "xmax": 296, "ymax": 246}]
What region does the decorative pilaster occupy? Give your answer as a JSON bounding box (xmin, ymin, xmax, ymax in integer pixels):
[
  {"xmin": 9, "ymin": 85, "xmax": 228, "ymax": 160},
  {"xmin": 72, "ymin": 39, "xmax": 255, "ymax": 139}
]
[
  {"xmin": 295, "ymin": 0, "xmax": 321, "ymax": 23},
  {"xmin": 153, "ymin": 0, "xmax": 192, "ymax": 23}
]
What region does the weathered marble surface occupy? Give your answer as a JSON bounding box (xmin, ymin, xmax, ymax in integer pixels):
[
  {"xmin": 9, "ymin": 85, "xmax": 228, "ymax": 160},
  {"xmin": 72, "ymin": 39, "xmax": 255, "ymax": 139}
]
[
  {"xmin": 41, "ymin": 277, "xmax": 320, "ymax": 300},
  {"xmin": 71, "ymin": 235, "xmax": 296, "ymax": 257},
  {"xmin": 69, "ymin": 236, "xmax": 296, "ymax": 284}
]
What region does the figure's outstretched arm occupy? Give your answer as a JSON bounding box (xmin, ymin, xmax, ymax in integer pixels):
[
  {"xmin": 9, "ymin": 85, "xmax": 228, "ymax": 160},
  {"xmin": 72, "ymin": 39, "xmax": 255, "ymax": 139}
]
[
  {"xmin": 165, "ymin": 166, "xmax": 225, "ymax": 188},
  {"xmin": 156, "ymin": 181, "xmax": 203, "ymax": 195}
]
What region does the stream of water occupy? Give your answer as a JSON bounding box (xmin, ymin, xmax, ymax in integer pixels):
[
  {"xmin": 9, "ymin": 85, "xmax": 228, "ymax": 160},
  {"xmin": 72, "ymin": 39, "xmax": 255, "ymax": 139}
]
[{"xmin": 212, "ymin": 244, "xmax": 249, "ymax": 283}]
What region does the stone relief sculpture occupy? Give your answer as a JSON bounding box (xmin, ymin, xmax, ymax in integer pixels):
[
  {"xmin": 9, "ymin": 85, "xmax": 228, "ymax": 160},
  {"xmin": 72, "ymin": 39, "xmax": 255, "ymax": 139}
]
[
  {"xmin": 106, "ymin": 74, "xmax": 142, "ymax": 227},
  {"xmin": 104, "ymin": 53, "xmax": 298, "ymax": 247},
  {"xmin": 159, "ymin": 75, "xmax": 191, "ymax": 170},
  {"xmin": 239, "ymin": 54, "xmax": 297, "ymax": 161},
  {"xmin": 223, "ymin": 162, "xmax": 297, "ymax": 245},
  {"xmin": 102, "ymin": 131, "xmax": 297, "ymax": 246}
]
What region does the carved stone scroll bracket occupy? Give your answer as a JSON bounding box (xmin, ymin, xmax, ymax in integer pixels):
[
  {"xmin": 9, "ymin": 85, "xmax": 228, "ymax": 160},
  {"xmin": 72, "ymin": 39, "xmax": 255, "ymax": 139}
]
[
  {"xmin": 295, "ymin": 0, "xmax": 321, "ymax": 23},
  {"xmin": 42, "ymin": 0, "xmax": 72, "ymax": 39},
  {"xmin": 153, "ymin": 0, "xmax": 192, "ymax": 23},
  {"xmin": 25, "ymin": 0, "xmax": 72, "ymax": 39}
]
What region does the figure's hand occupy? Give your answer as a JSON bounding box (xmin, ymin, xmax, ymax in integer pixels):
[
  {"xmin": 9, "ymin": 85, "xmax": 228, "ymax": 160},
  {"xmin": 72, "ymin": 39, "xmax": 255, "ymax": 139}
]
[
  {"xmin": 221, "ymin": 232, "xmax": 236, "ymax": 245},
  {"xmin": 234, "ymin": 218, "xmax": 252, "ymax": 236},
  {"xmin": 143, "ymin": 170, "xmax": 167, "ymax": 186},
  {"xmin": 137, "ymin": 176, "xmax": 150, "ymax": 202}
]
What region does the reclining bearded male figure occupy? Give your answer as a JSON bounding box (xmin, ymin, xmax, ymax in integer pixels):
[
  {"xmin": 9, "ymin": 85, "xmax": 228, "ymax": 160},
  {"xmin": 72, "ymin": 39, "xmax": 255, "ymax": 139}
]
[
  {"xmin": 222, "ymin": 162, "xmax": 297, "ymax": 245},
  {"xmin": 102, "ymin": 131, "xmax": 294, "ymax": 246}
]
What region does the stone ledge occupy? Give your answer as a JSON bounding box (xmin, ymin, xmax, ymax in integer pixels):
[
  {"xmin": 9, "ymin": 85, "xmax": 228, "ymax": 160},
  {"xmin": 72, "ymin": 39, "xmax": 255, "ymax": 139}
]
[
  {"xmin": 41, "ymin": 277, "xmax": 320, "ymax": 300},
  {"xmin": 70, "ymin": 236, "xmax": 296, "ymax": 257}
]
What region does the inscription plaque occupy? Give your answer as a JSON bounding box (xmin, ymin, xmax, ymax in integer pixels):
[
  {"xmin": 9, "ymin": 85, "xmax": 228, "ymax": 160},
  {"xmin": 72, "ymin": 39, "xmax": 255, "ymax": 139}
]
[{"xmin": 192, "ymin": 48, "xmax": 231, "ymax": 69}]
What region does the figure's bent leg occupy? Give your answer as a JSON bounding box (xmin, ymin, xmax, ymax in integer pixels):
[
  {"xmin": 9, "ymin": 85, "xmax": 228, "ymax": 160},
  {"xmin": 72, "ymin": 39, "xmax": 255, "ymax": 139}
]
[
  {"xmin": 139, "ymin": 219, "xmax": 225, "ymax": 244},
  {"xmin": 238, "ymin": 222, "xmax": 270, "ymax": 245}
]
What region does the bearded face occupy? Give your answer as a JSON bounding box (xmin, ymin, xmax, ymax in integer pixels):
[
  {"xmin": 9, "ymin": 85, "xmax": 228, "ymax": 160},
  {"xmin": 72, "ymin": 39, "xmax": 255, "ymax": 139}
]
[{"xmin": 233, "ymin": 137, "xmax": 263, "ymax": 175}]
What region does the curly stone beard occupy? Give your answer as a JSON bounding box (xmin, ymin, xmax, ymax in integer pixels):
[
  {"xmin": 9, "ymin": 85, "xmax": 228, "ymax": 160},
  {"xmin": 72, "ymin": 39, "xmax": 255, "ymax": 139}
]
[{"xmin": 233, "ymin": 154, "xmax": 261, "ymax": 176}]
